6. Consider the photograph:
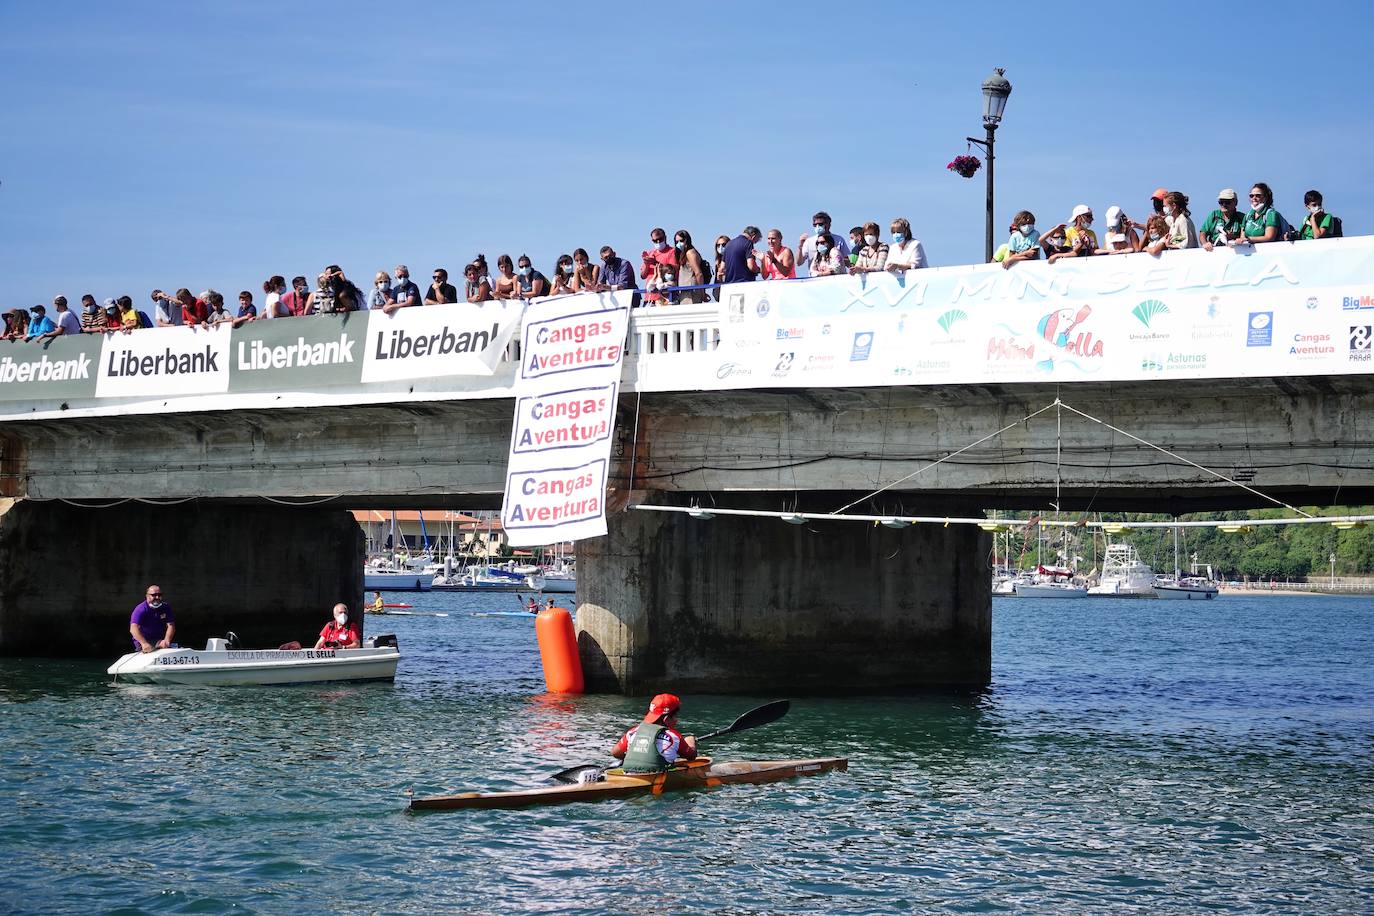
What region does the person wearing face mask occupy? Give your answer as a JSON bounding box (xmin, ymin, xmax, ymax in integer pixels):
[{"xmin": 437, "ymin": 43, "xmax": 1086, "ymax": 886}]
[
  {"xmin": 851, "ymin": 222, "xmax": 889, "ymax": 274},
  {"xmin": 641, "ymin": 228, "xmax": 678, "ymax": 305},
  {"xmin": 369, "ymin": 271, "xmax": 394, "ymax": 310},
  {"xmin": 152, "ymin": 288, "xmax": 183, "ymax": 327},
  {"xmin": 1001, "ymin": 211, "xmax": 1041, "ymax": 269},
  {"xmin": 673, "ymin": 231, "xmax": 710, "ymax": 304},
  {"xmin": 550, "ymin": 254, "xmax": 576, "ymax": 297},
  {"xmin": 885, "ymin": 218, "xmax": 928, "ymax": 272},
  {"xmin": 282, "ymin": 277, "xmax": 311, "ymax": 316},
  {"xmin": 1162, "ymin": 192, "xmax": 1198, "ymax": 250},
  {"xmin": 809, "ymin": 229, "xmax": 847, "ymax": 277},
  {"xmin": 259, "ymin": 277, "xmax": 289, "ymax": 320},
  {"xmin": 130, "ymin": 585, "xmax": 176, "ymax": 653},
  {"xmin": 592, "ymin": 245, "xmax": 636, "ymax": 292},
  {"xmin": 101, "ymin": 300, "xmax": 124, "ymax": 332},
  {"xmin": 1142, "ymin": 214, "xmax": 1172, "ymax": 256},
  {"xmin": 712, "ymin": 235, "xmax": 731, "ymax": 293},
  {"xmin": 314, "ymin": 603, "xmax": 361, "ymax": 650},
  {"xmin": 759, "ymin": 229, "xmax": 796, "ymax": 280},
  {"xmin": 797, "ymin": 211, "xmax": 850, "ymax": 277},
  {"xmin": 515, "ymin": 255, "xmax": 548, "ymax": 299},
  {"xmin": 80, "ymin": 295, "xmax": 107, "ymax": 333},
  {"xmin": 1199, "ymin": 190, "xmax": 1244, "ymax": 251},
  {"xmin": 847, "ymin": 227, "xmax": 865, "ymax": 267},
  {"xmin": 388, "ymin": 265, "xmax": 420, "ymax": 313},
  {"xmin": 491, "ymin": 255, "xmax": 521, "ymax": 300},
  {"xmin": 1101, "ymin": 207, "xmax": 1141, "ymax": 254},
  {"xmin": 1239, "ymin": 182, "xmax": 1285, "ymax": 245},
  {"xmin": 1064, "ymin": 206, "xmax": 1099, "ymax": 257},
  {"xmin": 464, "ymin": 263, "xmax": 493, "ymax": 303},
  {"xmin": 1294, "ymin": 190, "xmax": 1342, "ymax": 241}
]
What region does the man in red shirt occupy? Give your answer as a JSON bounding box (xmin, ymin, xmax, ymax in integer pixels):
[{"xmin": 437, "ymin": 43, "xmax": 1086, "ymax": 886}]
[
  {"xmin": 177, "ymin": 288, "xmax": 208, "ymax": 326},
  {"xmin": 610, "ymin": 693, "xmax": 697, "ymax": 774},
  {"xmin": 314, "ymin": 603, "xmax": 361, "ymax": 649}
]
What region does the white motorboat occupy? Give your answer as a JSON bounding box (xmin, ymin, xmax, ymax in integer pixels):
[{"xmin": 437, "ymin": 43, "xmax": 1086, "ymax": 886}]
[
  {"xmin": 539, "ymin": 560, "xmax": 576, "ymax": 594},
  {"xmin": 431, "ymin": 564, "xmax": 537, "ymax": 591},
  {"xmin": 1087, "ymin": 544, "xmax": 1157, "ymax": 597},
  {"xmin": 108, "ymin": 635, "xmax": 400, "ymax": 686},
  {"xmin": 1153, "ymin": 577, "xmax": 1219, "ymax": 600}
]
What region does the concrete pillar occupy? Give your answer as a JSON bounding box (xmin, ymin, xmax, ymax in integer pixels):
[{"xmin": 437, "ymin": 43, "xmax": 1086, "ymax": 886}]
[
  {"xmin": 576, "ymin": 510, "xmax": 991, "ymax": 694},
  {"xmin": 0, "ymin": 499, "xmax": 363, "ymax": 657}
]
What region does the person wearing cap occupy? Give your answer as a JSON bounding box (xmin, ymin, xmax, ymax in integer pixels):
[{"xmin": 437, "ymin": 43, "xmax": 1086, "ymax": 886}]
[
  {"xmin": 1200, "ymin": 190, "xmax": 1245, "ymax": 251},
  {"xmin": 610, "ymin": 693, "xmax": 698, "ymax": 774},
  {"xmin": 23, "ymin": 304, "xmax": 57, "ymax": 342},
  {"xmin": 100, "ymin": 300, "xmax": 123, "ymax": 331},
  {"xmin": 1101, "ymin": 207, "xmax": 1140, "ymax": 254},
  {"xmin": 1150, "ymin": 188, "xmax": 1169, "ymax": 218},
  {"xmin": 41, "ymin": 296, "xmax": 84, "ymax": 341}
]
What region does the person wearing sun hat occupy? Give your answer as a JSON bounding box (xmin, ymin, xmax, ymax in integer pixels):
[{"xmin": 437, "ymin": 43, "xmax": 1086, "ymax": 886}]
[
  {"xmin": 1150, "ymin": 187, "xmax": 1169, "ymax": 218},
  {"xmin": 610, "ymin": 693, "xmax": 698, "ymax": 774},
  {"xmin": 1200, "ymin": 189, "xmax": 1245, "ymax": 251}
]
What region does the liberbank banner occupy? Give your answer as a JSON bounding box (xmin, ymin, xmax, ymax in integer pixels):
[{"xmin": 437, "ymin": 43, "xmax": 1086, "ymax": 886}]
[
  {"xmin": 638, "ymin": 236, "xmax": 1374, "ymax": 391},
  {"xmin": 0, "ymin": 302, "xmax": 521, "ymax": 413},
  {"xmin": 501, "ymin": 291, "xmax": 631, "ymax": 547}
]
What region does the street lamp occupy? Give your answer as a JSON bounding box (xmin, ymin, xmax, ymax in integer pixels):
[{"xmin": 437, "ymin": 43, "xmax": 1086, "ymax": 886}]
[
  {"xmin": 1330, "ymin": 551, "xmax": 1336, "ymax": 589},
  {"xmin": 967, "ymin": 68, "xmax": 1012, "ymax": 262}
]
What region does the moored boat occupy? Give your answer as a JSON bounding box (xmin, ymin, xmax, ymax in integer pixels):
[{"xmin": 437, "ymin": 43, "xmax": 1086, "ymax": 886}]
[
  {"xmin": 408, "ymin": 756, "xmax": 848, "ymax": 811},
  {"xmin": 108, "ymin": 635, "xmax": 401, "ymax": 686},
  {"xmin": 1087, "ymin": 544, "xmax": 1157, "ymax": 597},
  {"xmin": 1153, "ymin": 577, "xmax": 1219, "ymax": 600}
]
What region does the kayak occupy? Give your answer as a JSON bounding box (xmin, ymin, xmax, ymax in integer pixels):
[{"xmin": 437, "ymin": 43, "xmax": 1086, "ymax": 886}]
[
  {"xmin": 471, "ymin": 611, "xmax": 538, "ymax": 618},
  {"xmin": 376, "ymin": 610, "xmax": 449, "ymax": 617},
  {"xmin": 408, "ymin": 756, "xmax": 847, "ymax": 811}
]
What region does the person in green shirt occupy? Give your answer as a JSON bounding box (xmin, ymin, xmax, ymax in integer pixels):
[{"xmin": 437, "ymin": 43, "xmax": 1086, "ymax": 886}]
[
  {"xmin": 1200, "ymin": 189, "xmax": 1245, "ymax": 251},
  {"xmin": 1293, "ymin": 190, "xmax": 1341, "ymax": 241},
  {"xmin": 1241, "ymin": 182, "xmax": 1283, "ymax": 244}
]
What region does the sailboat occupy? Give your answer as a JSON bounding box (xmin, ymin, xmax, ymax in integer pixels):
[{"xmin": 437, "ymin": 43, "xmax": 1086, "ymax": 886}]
[
  {"xmin": 1153, "ymin": 527, "xmax": 1220, "ymax": 600},
  {"xmin": 1012, "ymin": 524, "xmax": 1088, "ymax": 598}
]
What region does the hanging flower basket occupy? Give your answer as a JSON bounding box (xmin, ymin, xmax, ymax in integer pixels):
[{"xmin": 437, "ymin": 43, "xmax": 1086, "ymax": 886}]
[{"xmin": 947, "ymin": 155, "xmax": 982, "ymax": 179}]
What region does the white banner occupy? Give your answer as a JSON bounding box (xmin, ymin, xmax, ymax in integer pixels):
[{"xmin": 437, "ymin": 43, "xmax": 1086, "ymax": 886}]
[
  {"xmin": 638, "ymin": 237, "xmax": 1374, "ymax": 391},
  {"xmin": 501, "ymin": 292, "xmax": 631, "ymax": 547},
  {"xmin": 360, "ymin": 301, "xmax": 521, "ymax": 382},
  {"xmin": 96, "ymin": 324, "xmax": 233, "ymax": 397}
]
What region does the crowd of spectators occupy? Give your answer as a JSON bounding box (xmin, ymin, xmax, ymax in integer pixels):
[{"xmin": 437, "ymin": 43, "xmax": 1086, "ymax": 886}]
[
  {"xmin": 3, "ymin": 186, "xmax": 1344, "ymax": 344},
  {"xmin": 997, "ymin": 184, "xmax": 1341, "ymax": 270}
]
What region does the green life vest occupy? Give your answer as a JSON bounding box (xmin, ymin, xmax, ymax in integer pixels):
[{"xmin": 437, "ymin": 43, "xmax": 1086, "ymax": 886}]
[{"xmin": 622, "ymin": 723, "xmax": 669, "ymax": 773}]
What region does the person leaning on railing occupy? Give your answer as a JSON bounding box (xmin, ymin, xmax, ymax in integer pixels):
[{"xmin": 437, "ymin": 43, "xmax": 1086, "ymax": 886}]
[
  {"xmin": 673, "ymin": 230, "xmax": 711, "ymax": 304},
  {"xmin": 885, "ymin": 218, "xmax": 928, "ymax": 271},
  {"xmin": 464, "ymin": 262, "xmax": 493, "ymax": 303},
  {"xmin": 850, "ymin": 222, "xmax": 889, "ymax": 274}
]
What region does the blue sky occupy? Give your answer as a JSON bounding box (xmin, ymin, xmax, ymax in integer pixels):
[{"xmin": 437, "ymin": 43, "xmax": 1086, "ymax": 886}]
[{"xmin": 1, "ymin": 1, "xmax": 1370, "ymax": 307}]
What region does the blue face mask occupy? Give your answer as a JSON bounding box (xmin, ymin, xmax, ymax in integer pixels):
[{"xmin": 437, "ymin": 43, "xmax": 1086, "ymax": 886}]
[
  {"xmin": 892, "ymin": 232, "xmax": 906, "ymax": 243},
  {"xmin": 675, "ymin": 240, "xmax": 685, "ymax": 251},
  {"xmin": 519, "ymin": 267, "xmax": 531, "ymax": 277}
]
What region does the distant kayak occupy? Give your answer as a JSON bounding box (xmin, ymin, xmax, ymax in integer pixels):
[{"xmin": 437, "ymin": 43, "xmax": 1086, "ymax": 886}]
[
  {"xmin": 379, "ymin": 610, "xmax": 449, "ymax": 618},
  {"xmin": 409, "ymin": 756, "xmax": 847, "ymax": 811},
  {"xmin": 471, "ymin": 611, "xmax": 538, "ymax": 618}
]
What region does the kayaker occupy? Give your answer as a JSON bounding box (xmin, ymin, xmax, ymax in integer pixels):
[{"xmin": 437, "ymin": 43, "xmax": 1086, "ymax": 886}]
[
  {"xmin": 526, "ymin": 598, "xmax": 538, "ymax": 614},
  {"xmin": 370, "ymin": 592, "xmax": 385, "ymax": 614},
  {"xmin": 130, "ymin": 585, "xmax": 176, "ymax": 653},
  {"xmin": 610, "ymin": 693, "xmax": 698, "ymax": 774},
  {"xmin": 314, "ymin": 603, "xmax": 361, "ymax": 650}
]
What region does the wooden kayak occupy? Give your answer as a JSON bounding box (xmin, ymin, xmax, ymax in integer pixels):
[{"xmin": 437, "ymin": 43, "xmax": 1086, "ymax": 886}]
[{"xmin": 409, "ymin": 756, "xmax": 847, "ymax": 811}]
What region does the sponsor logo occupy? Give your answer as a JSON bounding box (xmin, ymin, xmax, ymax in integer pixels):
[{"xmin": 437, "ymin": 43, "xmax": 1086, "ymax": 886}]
[
  {"xmin": 237, "ymin": 334, "xmax": 355, "ymax": 370},
  {"xmin": 1306, "ymin": 296, "xmax": 1319, "ymax": 311},
  {"xmin": 106, "ymin": 345, "xmax": 219, "ymax": 377},
  {"xmin": 820, "ymin": 323, "xmax": 832, "ymax": 336},
  {"xmin": 1342, "ymin": 294, "xmax": 1374, "ymax": 311},
  {"xmin": 892, "ymin": 366, "xmax": 913, "ymax": 377},
  {"xmin": 938, "ymin": 309, "xmax": 968, "ymax": 334},
  {"xmin": 755, "ymin": 298, "xmax": 771, "ymax": 318},
  {"xmin": 381, "ymin": 322, "xmax": 502, "ymax": 360},
  {"xmin": 1289, "ymin": 332, "xmax": 1335, "ymax": 357},
  {"xmin": 772, "ymin": 352, "xmax": 795, "ymax": 377},
  {"xmin": 775, "ymin": 327, "xmax": 804, "ymax": 340},
  {"xmin": 1350, "ymin": 325, "xmax": 1372, "ymax": 362},
  {"xmin": 910, "ymin": 359, "xmax": 951, "ymax": 373},
  {"xmin": 1246, "ymin": 312, "xmax": 1273, "ymax": 347},
  {"xmin": 728, "ymin": 293, "xmax": 746, "ymax": 323},
  {"xmin": 1131, "ymin": 299, "xmax": 1169, "ymax": 328},
  {"xmin": 1038, "ymin": 305, "xmax": 1104, "ymax": 357},
  {"xmin": 1140, "ymin": 356, "xmax": 1164, "ymax": 372},
  {"xmin": 801, "ymin": 354, "xmax": 836, "ymax": 373},
  {"xmin": 716, "ymin": 362, "xmax": 752, "ymax": 379},
  {"xmin": 731, "ymin": 337, "xmax": 761, "ymax": 349},
  {"xmin": 850, "ymin": 332, "xmax": 874, "ymax": 361},
  {"xmin": 0, "ymin": 353, "xmax": 92, "ymax": 384},
  {"xmin": 1166, "ymin": 352, "xmax": 1208, "ymax": 370},
  {"xmin": 986, "ymin": 338, "xmax": 1036, "ymax": 361}
]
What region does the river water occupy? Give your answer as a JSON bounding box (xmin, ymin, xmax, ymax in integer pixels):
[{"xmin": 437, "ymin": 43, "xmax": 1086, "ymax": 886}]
[{"xmin": 2, "ymin": 592, "xmax": 1371, "ymax": 914}]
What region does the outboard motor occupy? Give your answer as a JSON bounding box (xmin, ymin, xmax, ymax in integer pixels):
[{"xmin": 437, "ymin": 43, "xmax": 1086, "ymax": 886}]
[{"xmin": 365, "ymin": 633, "xmax": 399, "ymax": 649}]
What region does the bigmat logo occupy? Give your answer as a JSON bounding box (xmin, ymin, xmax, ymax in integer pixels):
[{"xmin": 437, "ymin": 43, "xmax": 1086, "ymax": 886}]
[{"xmin": 1342, "ymin": 294, "xmax": 1374, "ymax": 311}]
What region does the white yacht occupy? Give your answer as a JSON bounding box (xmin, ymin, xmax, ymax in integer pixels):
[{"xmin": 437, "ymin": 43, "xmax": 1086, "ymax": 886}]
[
  {"xmin": 1014, "ymin": 565, "xmax": 1089, "ymax": 598},
  {"xmin": 1087, "ymin": 544, "xmax": 1157, "ymax": 597}
]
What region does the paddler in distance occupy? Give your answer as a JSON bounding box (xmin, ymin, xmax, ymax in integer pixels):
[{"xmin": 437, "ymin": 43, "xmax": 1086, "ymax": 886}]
[
  {"xmin": 610, "ymin": 693, "xmax": 698, "ymax": 774},
  {"xmin": 370, "ymin": 591, "xmax": 385, "ymax": 614}
]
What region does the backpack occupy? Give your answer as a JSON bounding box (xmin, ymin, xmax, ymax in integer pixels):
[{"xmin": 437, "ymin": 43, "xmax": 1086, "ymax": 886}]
[
  {"xmin": 1274, "ymin": 209, "xmax": 1294, "ymax": 241},
  {"xmin": 137, "ymin": 310, "xmax": 154, "ymax": 328},
  {"xmin": 1328, "ymin": 214, "xmax": 1344, "ymax": 238}
]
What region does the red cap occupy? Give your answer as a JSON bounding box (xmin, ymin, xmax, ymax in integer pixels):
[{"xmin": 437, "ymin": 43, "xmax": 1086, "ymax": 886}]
[
  {"xmin": 644, "ymin": 693, "xmax": 681, "ymax": 722},
  {"xmin": 1151, "ymin": 187, "xmax": 1169, "ymax": 200}
]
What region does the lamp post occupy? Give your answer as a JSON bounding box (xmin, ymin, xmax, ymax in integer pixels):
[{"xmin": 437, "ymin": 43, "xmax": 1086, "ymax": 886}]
[
  {"xmin": 967, "ymin": 68, "xmax": 1012, "ymax": 262},
  {"xmin": 1330, "ymin": 551, "xmax": 1336, "ymax": 589}
]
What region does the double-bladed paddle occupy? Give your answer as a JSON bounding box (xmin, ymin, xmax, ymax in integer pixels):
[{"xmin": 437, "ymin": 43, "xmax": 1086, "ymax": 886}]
[{"xmin": 550, "ymin": 699, "xmax": 791, "ymax": 784}]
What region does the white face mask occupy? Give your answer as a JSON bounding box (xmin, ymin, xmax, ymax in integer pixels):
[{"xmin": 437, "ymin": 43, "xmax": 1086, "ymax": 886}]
[
  {"xmin": 1021, "ymin": 224, "xmax": 1036, "ymax": 235},
  {"xmin": 1163, "ymin": 206, "xmax": 1175, "ymax": 217},
  {"xmin": 334, "ymin": 612, "xmax": 347, "ymax": 625},
  {"xmin": 864, "ymin": 234, "xmax": 877, "ymax": 246},
  {"xmin": 1308, "ymin": 204, "xmax": 1321, "ymax": 214},
  {"xmin": 148, "ymin": 598, "xmax": 163, "ymax": 609}
]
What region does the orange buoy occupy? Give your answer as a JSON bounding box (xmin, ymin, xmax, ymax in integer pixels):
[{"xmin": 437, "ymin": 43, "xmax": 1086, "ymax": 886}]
[{"xmin": 535, "ymin": 606, "xmax": 584, "ymax": 694}]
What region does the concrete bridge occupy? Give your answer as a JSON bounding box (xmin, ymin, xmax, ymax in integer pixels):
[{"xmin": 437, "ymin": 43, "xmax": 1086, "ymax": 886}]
[{"xmin": 3, "ymin": 239, "xmax": 1371, "ymax": 693}]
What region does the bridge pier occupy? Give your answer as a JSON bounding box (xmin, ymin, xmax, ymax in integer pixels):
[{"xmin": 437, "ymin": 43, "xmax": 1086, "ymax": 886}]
[
  {"xmin": 575, "ymin": 509, "xmax": 991, "ymax": 694},
  {"xmin": 0, "ymin": 499, "xmax": 363, "ymax": 657}
]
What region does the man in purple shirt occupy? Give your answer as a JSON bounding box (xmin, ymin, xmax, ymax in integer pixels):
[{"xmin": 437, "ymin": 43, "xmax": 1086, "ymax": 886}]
[
  {"xmin": 130, "ymin": 585, "xmax": 176, "ymax": 653},
  {"xmin": 593, "ymin": 246, "xmax": 636, "ymax": 291}
]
